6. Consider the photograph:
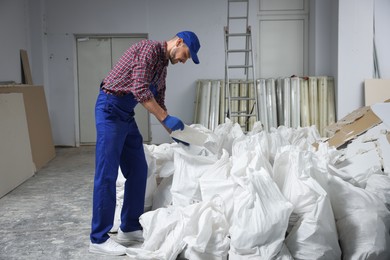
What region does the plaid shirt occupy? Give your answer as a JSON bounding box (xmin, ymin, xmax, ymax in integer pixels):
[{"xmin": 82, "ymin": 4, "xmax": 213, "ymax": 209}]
[{"xmin": 102, "ymin": 40, "xmax": 168, "ymax": 111}]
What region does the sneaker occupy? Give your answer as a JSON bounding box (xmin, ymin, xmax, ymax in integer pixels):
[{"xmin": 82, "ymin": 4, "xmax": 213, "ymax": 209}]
[
  {"xmin": 89, "ymin": 238, "xmax": 126, "ymax": 256},
  {"xmin": 116, "ymin": 228, "xmax": 144, "ymax": 246}
]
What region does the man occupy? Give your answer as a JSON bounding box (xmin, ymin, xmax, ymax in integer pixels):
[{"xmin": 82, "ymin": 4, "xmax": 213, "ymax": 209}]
[{"xmin": 89, "ymin": 31, "xmax": 201, "ymax": 255}]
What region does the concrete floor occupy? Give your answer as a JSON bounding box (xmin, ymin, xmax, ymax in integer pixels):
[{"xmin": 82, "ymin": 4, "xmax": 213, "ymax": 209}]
[{"xmin": 0, "ymin": 146, "xmax": 129, "ymax": 260}]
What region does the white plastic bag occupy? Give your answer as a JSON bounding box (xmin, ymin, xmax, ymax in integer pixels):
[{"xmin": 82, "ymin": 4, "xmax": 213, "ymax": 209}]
[
  {"xmin": 273, "ymin": 146, "xmax": 341, "ymax": 259},
  {"xmin": 229, "ymin": 157, "xmax": 293, "ymax": 258},
  {"xmin": 145, "ymin": 143, "xmax": 175, "ymax": 178},
  {"xmin": 181, "ymin": 197, "xmax": 230, "ymax": 259},
  {"xmin": 127, "ymin": 198, "xmax": 230, "ymax": 260},
  {"xmin": 126, "ymin": 206, "xmax": 186, "ymax": 260},
  {"xmin": 208, "ymin": 118, "xmax": 244, "ymax": 156},
  {"xmin": 314, "ymin": 165, "xmax": 390, "ymax": 260},
  {"xmin": 170, "ymin": 147, "xmax": 219, "ymax": 207},
  {"xmin": 365, "ymin": 174, "xmax": 390, "ymax": 209},
  {"xmin": 151, "ymin": 175, "xmax": 173, "ymax": 210}
]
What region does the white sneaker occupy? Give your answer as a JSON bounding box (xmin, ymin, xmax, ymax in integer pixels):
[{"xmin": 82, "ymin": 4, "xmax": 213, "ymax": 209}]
[
  {"xmin": 116, "ymin": 228, "xmax": 144, "ymax": 246},
  {"xmin": 89, "ymin": 238, "xmax": 126, "ymax": 256}
]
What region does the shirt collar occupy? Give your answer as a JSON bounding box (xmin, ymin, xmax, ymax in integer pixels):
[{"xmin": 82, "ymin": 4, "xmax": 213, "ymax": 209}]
[{"xmin": 161, "ymin": 41, "xmax": 169, "ymax": 66}]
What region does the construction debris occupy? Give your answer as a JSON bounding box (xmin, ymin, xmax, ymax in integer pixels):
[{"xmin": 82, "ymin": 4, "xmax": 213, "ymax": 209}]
[{"xmin": 115, "ymin": 102, "xmax": 390, "ymax": 260}]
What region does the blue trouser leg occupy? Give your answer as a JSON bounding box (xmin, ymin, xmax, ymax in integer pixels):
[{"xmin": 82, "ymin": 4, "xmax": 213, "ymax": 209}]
[
  {"xmin": 120, "ymin": 130, "xmax": 147, "ymax": 232},
  {"xmin": 90, "ymin": 90, "xmax": 147, "ymax": 243}
]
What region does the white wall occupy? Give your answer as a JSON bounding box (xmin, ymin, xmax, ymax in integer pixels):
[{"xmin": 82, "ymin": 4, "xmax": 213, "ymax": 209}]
[
  {"xmin": 338, "ymin": 0, "xmax": 373, "ymax": 118},
  {"xmin": 309, "ymin": 0, "xmax": 338, "ymax": 77},
  {"xmin": 42, "ymin": 0, "xmax": 228, "ymax": 145},
  {"xmin": 0, "ymin": 0, "xmax": 30, "ymax": 83},
  {"xmin": 1, "ymin": 0, "xmax": 389, "ymax": 146},
  {"xmin": 375, "ymin": 0, "xmax": 390, "ymax": 79}
]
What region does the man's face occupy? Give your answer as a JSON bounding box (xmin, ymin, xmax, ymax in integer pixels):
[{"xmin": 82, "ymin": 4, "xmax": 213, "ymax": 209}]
[{"xmin": 169, "ymin": 40, "xmax": 191, "ymax": 65}]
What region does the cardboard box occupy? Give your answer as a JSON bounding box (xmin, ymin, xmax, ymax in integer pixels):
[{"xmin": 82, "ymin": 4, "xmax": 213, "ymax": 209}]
[{"xmin": 0, "ymin": 85, "xmax": 55, "ymax": 170}]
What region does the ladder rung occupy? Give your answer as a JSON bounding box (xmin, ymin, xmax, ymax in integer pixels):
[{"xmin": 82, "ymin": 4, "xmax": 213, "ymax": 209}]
[
  {"xmin": 228, "ymin": 0, "xmax": 249, "ymax": 3},
  {"xmin": 228, "ymin": 65, "xmax": 253, "ymax": 69},
  {"xmin": 226, "ymin": 33, "xmax": 251, "ymax": 37},
  {"xmin": 228, "ymin": 16, "xmax": 248, "ymax": 20},
  {"xmin": 227, "ymin": 49, "xmax": 251, "ymax": 53}
]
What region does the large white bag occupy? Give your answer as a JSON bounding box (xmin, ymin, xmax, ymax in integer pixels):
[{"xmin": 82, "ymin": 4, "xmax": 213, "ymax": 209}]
[
  {"xmin": 229, "ymin": 151, "xmax": 293, "ymax": 258},
  {"xmin": 126, "ymin": 206, "xmax": 186, "ymax": 260},
  {"xmin": 170, "ymin": 147, "xmax": 219, "ymax": 207},
  {"xmin": 126, "ymin": 198, "xmax": 230, "ymax": 260},
  {"xmin": 151, "ymin": 175, "xmax": 173, "ymax": 210},
  {"xmin": 273, "ymin": 146, "xmax": 341, "ymax": 260},
  {"xmin": 144, "ymin": 143, "xmax": 175, "ymax": 178},
  {"xmin": 314, "ymin": 165, "xmax": 390, "ymax": 260},
  {"xmin": 365, "ymin": 173, "xmax": 390, "ymax": 209}
]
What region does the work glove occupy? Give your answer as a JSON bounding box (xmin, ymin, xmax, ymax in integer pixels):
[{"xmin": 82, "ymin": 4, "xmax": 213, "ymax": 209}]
[{"xmin": 162, "ymin": 115, "xmax": 184, "ymax": 131}]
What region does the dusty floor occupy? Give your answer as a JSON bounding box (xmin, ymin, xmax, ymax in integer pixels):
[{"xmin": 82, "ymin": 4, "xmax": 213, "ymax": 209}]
[{"xmin": 0, "ymin": 146, "xmax": 130, "ymax": 260}]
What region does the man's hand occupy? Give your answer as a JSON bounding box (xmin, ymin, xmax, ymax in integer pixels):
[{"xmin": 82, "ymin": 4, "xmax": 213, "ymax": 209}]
[{"xmin": 162, "ymin": 115, "xmax": 184, "ymax": 131}]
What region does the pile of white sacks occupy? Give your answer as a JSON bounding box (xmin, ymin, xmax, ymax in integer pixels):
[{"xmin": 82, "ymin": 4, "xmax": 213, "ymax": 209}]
[{"xmin": 113, "ymin": 119, "xmax": 390, "ymax": 260}]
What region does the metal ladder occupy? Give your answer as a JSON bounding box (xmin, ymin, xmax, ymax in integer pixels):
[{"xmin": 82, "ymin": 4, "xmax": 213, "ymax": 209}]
[{"xmin": 224, "ymin": 0, "xmax": 258, "ymax": 131}]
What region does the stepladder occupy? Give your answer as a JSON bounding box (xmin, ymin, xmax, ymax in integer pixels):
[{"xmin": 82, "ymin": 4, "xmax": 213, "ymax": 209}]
[{"xmin": 224, "ymin": 0, "xmax": 258, "ymax": 132}]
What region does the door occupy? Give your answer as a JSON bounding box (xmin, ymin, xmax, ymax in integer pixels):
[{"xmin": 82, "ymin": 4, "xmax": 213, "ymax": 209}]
[
  {"xmin": 258, "ymin": 0, "xmax": 309, "ymax": 78},
  {"xmin": 77, "ymin": 36, "xmax": 149, "ymax": 145}
]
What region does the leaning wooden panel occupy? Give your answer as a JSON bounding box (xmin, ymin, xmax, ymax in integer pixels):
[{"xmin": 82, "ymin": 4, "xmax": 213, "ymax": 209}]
[
  {"xmin": 0, "ymin": 85, "xmax": 55, "ymax": 170},
  {"xmin": 20, "ymin": 49, "xmax": 33, "ymax": 85},
  {"xmin": 0, "ymin": 93, "xmax": 35, "ymax": 198},
  {"xmin": 364, "ymin": 79, "xmax": 390, "ymax": 106}
]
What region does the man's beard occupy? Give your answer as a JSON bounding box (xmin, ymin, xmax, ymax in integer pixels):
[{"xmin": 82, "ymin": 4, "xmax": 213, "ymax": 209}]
[{"xmin": 169, "ymin": 47, "xmax": 179, "ymax": 64}]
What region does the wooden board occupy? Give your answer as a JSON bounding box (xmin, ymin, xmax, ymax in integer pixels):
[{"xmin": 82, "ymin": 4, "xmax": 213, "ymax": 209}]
[
  {"xmin": 0, "ymin": 93, "xmax": 35, "ymax": 198},
  {"xmin": 364, "ymin": 79, "xmax": 390, "ymax": 106},
  {"xmin": 20, "ymin": 49, "xmax": 33, "ymax": 85},
  {"xmin": 0, "ymin": 85, "xmax": 55, "ymax": 170}
]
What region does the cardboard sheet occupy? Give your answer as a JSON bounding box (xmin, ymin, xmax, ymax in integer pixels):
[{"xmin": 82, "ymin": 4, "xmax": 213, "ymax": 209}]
[
  {"xmin": 324, "ymin": 99, "xmax": 390, "ymax": 149},
  {"xmin": 0, "ymin": 93, "xmax": 35, "ymax": 198},
  {"xmin": 0, "ymin": 85, "xmax": 55, "ymax": 170},
  {"xmin": 325, "ymin": 107, "xmax": 382, "ymax": 148},
  {"xmin": 364, "ymin": 79, "xmax": 390, "ymax": 106}
]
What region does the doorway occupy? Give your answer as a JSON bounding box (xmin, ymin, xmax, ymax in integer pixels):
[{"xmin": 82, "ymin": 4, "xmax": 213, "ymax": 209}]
[{"xmin": 76, "ymin": 35, "xmax": 150, "ymax": 145}]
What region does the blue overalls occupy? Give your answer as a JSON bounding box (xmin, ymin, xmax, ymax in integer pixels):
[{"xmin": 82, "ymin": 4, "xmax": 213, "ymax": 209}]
[{"xmin": 90, "ymin": 84, "xmax": 156, "ymax": 243}]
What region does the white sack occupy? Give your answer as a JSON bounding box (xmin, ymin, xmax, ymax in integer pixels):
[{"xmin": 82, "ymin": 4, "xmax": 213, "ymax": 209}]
[
  {"xmin": 127, "ymin": 198, "xmax": 230, "ymax": 260},
  {"xmin": 151, "ymin": 175, "xmax": 173, "ymax": 210},
  {"xmin": 232, "ymin": 132, "xmax": 269, "ymax": 167},
  {"xmin": 276, "ymin": 125, "xmax": 320, "ymax": 152},
  {"xmin": 229, "ymin": 155, "xmax": 293, "ymax": 259},
  {"xmin": 110, "ymin": 170, "xmax": 126, "ymax": 233},
  {"xmin": 208, "ymin": 118, "xmax": 244, "ymax": 156},
  {"xmin": 314, "ymin": 165, "xmax": 390, "ymax": 260},
  {"xmin": 198, "ymin": 149, "xmax": 235, "ymax": 224},
  {"xmin": 199, "ymin": 178, "xmax": 234, "ymax": 225},
  {"xmin": 126, "ymin": 206, "xmax": 186, "ymax": 260},
  {"xmin": 229, "ymin": 243, "xmax": 293, "ymax": 260},
  {"xmin": 365, "ymin": 173, "xmax": 390, "ymax": 209},
  {"xmin": 145, "ymin": 143, "xmax": 175, "ymax": 178},
  {"xmin": 144, "ymin": 146, "xmax": 157, "ymax": 211},
  {"xmin": 170, "ymin": 147, "xmax": 219, "ymax": 207},
  {"xmin": 273, "ymin": 146, "xmax": 341, "ymax": 260},
  {"xmin": 181, "ymin": 197, "xmax": 230, "ymax": 259}
]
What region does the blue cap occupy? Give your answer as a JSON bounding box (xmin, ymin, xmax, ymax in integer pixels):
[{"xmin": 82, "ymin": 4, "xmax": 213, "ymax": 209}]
[{"xmin": 176, "ymin": 31, "xmax": 200, "ymax": 64}]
